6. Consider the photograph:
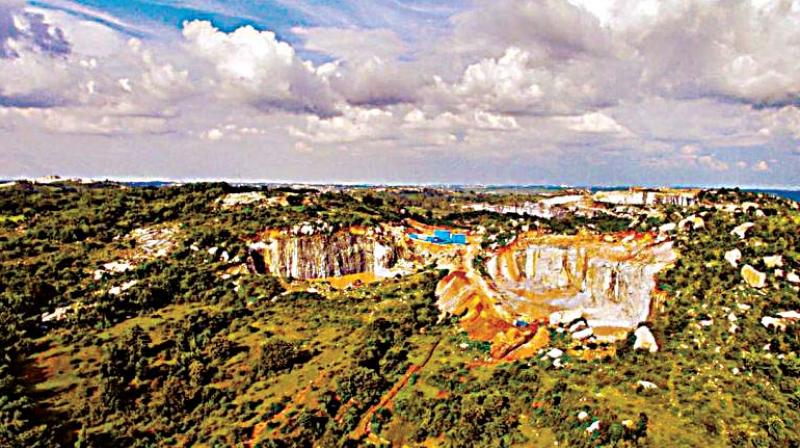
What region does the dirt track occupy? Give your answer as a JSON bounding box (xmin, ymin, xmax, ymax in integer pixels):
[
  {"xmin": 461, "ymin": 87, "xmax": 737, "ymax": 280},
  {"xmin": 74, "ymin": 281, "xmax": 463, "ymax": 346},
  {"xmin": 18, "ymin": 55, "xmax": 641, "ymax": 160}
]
[{"xmin": 352, "ymin": 338, "xmax": 442, "ymax": 439}]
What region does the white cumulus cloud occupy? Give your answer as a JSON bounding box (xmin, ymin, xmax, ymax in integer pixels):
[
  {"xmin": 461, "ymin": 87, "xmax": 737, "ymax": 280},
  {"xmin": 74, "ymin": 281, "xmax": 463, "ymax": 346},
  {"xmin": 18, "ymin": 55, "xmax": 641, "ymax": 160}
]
[{"xmin": 182, "ymin": 20, "xmax": 338, "ymax": 115}]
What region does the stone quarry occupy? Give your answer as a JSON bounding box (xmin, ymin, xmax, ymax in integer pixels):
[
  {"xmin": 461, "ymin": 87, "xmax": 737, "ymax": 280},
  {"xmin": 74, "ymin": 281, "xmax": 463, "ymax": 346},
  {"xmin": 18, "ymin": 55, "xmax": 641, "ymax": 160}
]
[
  {"xmin": 248, "ymin": 221, "xmax": 678, "ymax": 360},
  {"xmin": 486, "ymin": 232, "xmax": 677, "ymax": 332},
  {"xmin": 248, "ymin": 224, "xmax": 412, "ymax": 280},
  {"xmin": 435, "ymin": 231, "xmax": 677, "ymax": 358}
]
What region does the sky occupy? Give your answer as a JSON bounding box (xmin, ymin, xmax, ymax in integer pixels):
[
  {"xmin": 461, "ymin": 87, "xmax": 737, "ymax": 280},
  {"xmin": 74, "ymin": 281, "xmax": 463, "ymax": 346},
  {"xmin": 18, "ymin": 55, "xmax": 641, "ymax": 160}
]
[{"xmin": 1, "ymin": 0, "xmax": 799, "ymax": 186}]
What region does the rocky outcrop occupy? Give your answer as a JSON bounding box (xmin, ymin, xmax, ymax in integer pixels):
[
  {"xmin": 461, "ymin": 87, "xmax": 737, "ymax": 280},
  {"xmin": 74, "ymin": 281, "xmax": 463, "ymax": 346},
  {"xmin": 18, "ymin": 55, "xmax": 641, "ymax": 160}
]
[
  {"xmin": 218, "ymin": 192, "xmax": 267, "ymax": 209},
  {"xmin": 485, "ymin": 233, "xmax": 676, "ymax": 329},
  {"xmin": 250, "ymin": 226, "xmax": 409, "ymax": 280}
]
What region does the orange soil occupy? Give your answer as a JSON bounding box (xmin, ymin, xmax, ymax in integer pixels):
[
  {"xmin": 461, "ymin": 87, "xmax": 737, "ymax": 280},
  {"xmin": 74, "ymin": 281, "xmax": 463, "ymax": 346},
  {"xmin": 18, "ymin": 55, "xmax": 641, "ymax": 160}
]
[{"xmin": 314, "ymin": 272, "xmax": 379, "ymax": 289}]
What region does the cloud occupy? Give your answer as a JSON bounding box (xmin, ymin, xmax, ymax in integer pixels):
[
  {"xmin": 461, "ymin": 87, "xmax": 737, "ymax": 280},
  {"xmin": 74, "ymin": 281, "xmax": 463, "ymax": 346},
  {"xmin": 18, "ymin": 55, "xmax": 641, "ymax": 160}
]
[
  {"xmin": 202, "ymin": 128, "xmax": 224, "ymax": 140},
  {"xmin": 0, "ymin": 1, "xmax": 78, "ymax": 106},
  {"xmin": 450, "ymin": 0, "xmax": 612, "ymax": 59},
  {"xmin": 428, "ymin": 46, "xmax": 615, "ymax": 116},
  {"xmin": 2, "ymin": 0, "xmax": 800, "ymax": 185},
  {"xmin": 0, "ymin": 50, "xmax": 82, "ymax": 107},
  {"xmin": 645, "ymin": 143, "xmax": 731, "ymax": 173},
  {"xmin": 8, "ymin": 107, "xmax": 170, "ymax": 134},
  {"xmin": 556, "ymin": 111, "xmax": 629, "ymax": 134},
  {"xmin": 294, "ymin": 26, "xmax": 408, "ymax": 61},
  {"xmin": 623, "ymin": 0, "xmax": 800, "ymax": 105},
  {"xmin": 289, "ymin": 105, "xmax": 394, "ymax": 144},
  {"xmin": 441, "ymin": 47, "xmax": 544, "ymax": 113},
  {"xmin": 403, "ymin": 108, "xmax": 519, "ymax": 132},
  {"xmin": 318, "ymin": 57, "xmax": 423, "ymax": 107},
  {"xmin": 124, "ymin": 39, "xmax": 192, "ymax": 103},
  {"xmin": 295, "ymin": 26, "xmax": 423, "ymax": 106},
  {"xmin": 182, "ymin": 20, "xmax": 338, "ymax": 115},
  {"xmin": 0, "ymin": 1, "xmax": 70, "ymax": 58},
  {"xmin": 697, "ymin": 155, "xmax": 729, "ymax": 172}
]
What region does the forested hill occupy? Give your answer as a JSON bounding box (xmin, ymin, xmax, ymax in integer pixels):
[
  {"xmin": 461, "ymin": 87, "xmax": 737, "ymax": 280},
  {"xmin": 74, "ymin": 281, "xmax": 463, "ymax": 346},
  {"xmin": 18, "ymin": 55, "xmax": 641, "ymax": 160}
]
[{"xmin": 0, "ymin": 181, "xmax": 798, "ymax": 447}]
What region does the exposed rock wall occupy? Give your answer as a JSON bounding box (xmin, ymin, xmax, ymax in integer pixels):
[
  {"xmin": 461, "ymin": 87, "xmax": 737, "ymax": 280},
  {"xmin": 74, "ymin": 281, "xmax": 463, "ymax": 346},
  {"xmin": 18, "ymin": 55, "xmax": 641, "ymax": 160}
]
[
  {"xmin": 593, "ymin": 189, "xmax": 698, "ymax": 207},
  {"xmin": 486, "ymin": 234, "xmax": 676, "ymax": 329},
  {"xmin": 252, "ymin": 227, "xmax": 407, "ymax": 279}
]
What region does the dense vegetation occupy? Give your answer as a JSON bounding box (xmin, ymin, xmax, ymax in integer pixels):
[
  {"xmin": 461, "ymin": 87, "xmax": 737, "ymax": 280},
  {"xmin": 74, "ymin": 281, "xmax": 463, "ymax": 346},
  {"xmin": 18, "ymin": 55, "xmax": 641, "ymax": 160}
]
[{"xmin": 0, "ymin": 181, "xmax": 798, "ymax": 446}]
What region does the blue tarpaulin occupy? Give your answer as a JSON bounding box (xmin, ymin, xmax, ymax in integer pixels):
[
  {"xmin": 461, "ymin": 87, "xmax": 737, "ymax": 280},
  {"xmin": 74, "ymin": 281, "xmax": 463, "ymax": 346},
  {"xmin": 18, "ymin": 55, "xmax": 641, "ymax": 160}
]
[{"xmin": 409, "ymin": 229, "xmax": 467, "ymax": 245}]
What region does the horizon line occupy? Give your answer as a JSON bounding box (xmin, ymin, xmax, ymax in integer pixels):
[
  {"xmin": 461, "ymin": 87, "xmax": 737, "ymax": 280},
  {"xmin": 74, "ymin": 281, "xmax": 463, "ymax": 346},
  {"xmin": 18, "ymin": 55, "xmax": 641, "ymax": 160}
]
[{"xmin": 3, "ymin": 175, "xmax": 800, "ymax": 191}]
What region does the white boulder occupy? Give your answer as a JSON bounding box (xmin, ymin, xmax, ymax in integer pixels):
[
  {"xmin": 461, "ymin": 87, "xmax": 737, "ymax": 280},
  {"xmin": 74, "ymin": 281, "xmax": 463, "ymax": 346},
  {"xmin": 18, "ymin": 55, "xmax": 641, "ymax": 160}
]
[
  {"xmin": 777, "ymin": 311, "xmax": 800, "ymax": 320},
  {"xmin": 633, "ymin": 326, "xmax": 658, "ymax": 353},
  {"xmin": 41, "ymin": 306, "xmax": 71, "ymax": 323},
  {"xmin": 679, "ymin": 215, "xmax": 704, "ymax": 231},
  {"xmin": 741, "ymin": 264, "xmax": 767, "ymax": 288},
  {"xmin": 724, "ymin": 249, "xmax": 741, "ymax": 268},
  {"xmin": 761, "ymin": 316, "xmax": 787, "ymax": 332},
  {"xmin": 741, "ymin": 265, "xmax": 766, "ymax": 288},
  {"xmin": 549, "ymin": 309, "xmax": 583, "ymax": 325},
  {"xmin": 763, "ymin": 255, "xmax": 783, "ymax": 268},
  {"xmin": 636, "ymin": 380, "xmax": 659, "ymax": 390},
  {"xmin": 731, "ymin": 222, "xmax": 754, "ymax": 239},
  {"xmin": 572, "ymin": 327, "xmax": 593, "ymax": 341},
  {"xmin": 659, "ymin": 223, "xmax": 676, "ymax": 233},
  {"xmin": 568, "ymin": 321, "xmax": 587, "ymax": 333},
  {"xmin": 546, "ymin": 348, "xmax": 564, "ymax": 359}
]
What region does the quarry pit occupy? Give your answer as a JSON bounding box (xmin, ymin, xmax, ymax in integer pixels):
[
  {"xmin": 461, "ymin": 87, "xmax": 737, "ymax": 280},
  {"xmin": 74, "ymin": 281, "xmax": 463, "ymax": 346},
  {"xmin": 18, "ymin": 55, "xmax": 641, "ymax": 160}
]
[{"xmin": 248, "ymin": 224, "xmax": 677, "ymax": 360}]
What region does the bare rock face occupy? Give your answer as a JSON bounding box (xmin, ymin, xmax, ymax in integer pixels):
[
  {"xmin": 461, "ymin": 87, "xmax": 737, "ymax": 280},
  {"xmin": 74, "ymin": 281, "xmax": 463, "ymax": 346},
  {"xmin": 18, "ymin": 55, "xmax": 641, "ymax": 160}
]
[
  {"xmin": 433, "ymin": 232, "xmax": 676, "ymax": 359},
  {"xmin": 592, "ymin": 188, "xmax": 698, "ymax": 207},
  {"xmin": 486, "ymin": 233, "xmax": 676, "ymax": 330},
  {"xmin": 251, "ymin": 226, "xmax": 408, "ymax": 280}
]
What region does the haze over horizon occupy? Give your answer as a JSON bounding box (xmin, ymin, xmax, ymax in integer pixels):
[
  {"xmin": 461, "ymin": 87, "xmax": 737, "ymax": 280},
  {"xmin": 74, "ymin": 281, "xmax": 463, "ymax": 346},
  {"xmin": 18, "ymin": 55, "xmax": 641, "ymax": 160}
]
[{"xmin": 2, "ymin": 0, "xmax": 800, "ymax": 186}]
